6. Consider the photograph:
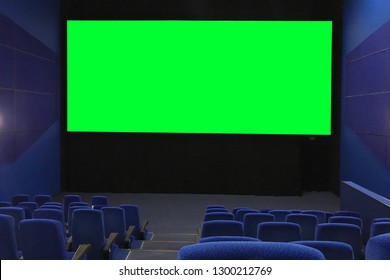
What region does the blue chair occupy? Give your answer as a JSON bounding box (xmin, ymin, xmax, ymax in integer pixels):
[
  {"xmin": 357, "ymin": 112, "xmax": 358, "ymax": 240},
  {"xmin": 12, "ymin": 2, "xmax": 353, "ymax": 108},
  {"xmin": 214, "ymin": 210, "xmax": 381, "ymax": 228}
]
[
  {"xmin": 205, "ymin": 208, "xmax": 229, "ymax": 213},
  {"xmin": 372, "ymin": 217, "xmax": 390, "ymax": 223},
  {"xmin": 102, "ymin": 207, "xmax": 134, "ymax": 248},
  {"xmin": 33, "ymin": 208, "xmax": 67, "ymax": 242},
  {"xmin": 370, "ymin": 222, "xmax": 390, "ymax": 238},
  {"xmin": 34, "ymin": 195, "xmax": 52, "ymax": 206},
  {"xmin": 315, "ymin": 223, "xmax": 363, "ymax": 259},
  {"xmin": 0, "ymin": 207, "xmax": 25, "ymax": 250},
  {"xmin": 33, "ymin": 208, "xmax": 65, "ymax": 227},
  {"xmin": 120, "ymin": 204, "xmax": 152, "ymax": 240},
  {"xmin": 63, "ymin": 195, "xmax": 81, "ymax": 223},
  {"xmin": 325, "ymin": 212, "xmax": 334, "ymax": 222},
  {"xmin": 91, "ymin": 196, "xmax": 109, "ymax": 207},
  {"xmin": 199, "ymin": 236, "xmax": 260, "ymax": 243},
  {"xmin": 178, "ymin": 241, "xmax": 325, "ymax": 260},
  {"xmin": 0, "ymin": 201, "xmax": 12, "ymax": 207},
  {"xmin": 293, "ymin": 240, "xmax": 354, "ymax": 260},
  {"xmin": 365, "ymin": 233, "xmax": 390, "ymax": 260},
  {"xmin": 92, "ymin": 205, "xmax": 106, "ymax": 210},
  {"xmin": 206, "ymin": 205, "xmax": 226, "ymax": 209},
  {"xmin": 328, "ymin": 216, "xmax": 363, "ymax": 228},
  {"xmin": 19, "ymin": 219, "xmax": 90, "ymax": 260},
  {"xmin": 268, "ymin": 210, "xmax": 292, "ymax": 222},
  {"xmin": 286, "ymin": 214, "xmax": 318, "ymax": 240},
  {"xmin": 243, "ymin": 213, "xmax": 275, "ymax": 238},
  {"xmin": 201, "ymin": 220, "xmax": 244, "ymax": 238},
  {"xmin": 17, "ymin": 202, "xmax": 39, "ymax": 219},
  {"xmin": 333, "ymin": 210, "xmax": 361, "ymax": 218},
  {"xmin": 0, "ymin": 214, "xmax": 21, "ymax": 260},
  {"xmin": 43, "ymin": 202, "xmax": 62, "ymax": 207},
  {"xmin": 69, "ymin": 202, "xmax": 89, "ymax": 208},
  {"xmin": 11, "ymin": 194, "xmax": 30, "ymax": 206},
  {"xmin": 40, "ymin": 204, "xmax": 63, "ymax": 210},
  {"xmin": 257, "ymin": 222, "xmax": 301, "ymax": 242},
  {"xmin": 289, "ymin": 210, "xmax": 302, "ymax": 213},
  {"xmin": 70, "ymin": 209, "xmax": 124, "ymax": 260},
  {"xmin": 301, "ymin": 210, "xmax": 326, "ymax": 224},
  {"xmin": 232, "ymin": 207, "xmax": 252, "ymax": 218},
  {"xmin": 236, "ymin": 209, "xmax": 259, "ymax": 222},
  {"xmin": 67, "ymin": 205, "xmax": 90, "ymax": 236},
  {"xmin": 203, "ymin": 212, "xmax": 234, "ymax": 222}
]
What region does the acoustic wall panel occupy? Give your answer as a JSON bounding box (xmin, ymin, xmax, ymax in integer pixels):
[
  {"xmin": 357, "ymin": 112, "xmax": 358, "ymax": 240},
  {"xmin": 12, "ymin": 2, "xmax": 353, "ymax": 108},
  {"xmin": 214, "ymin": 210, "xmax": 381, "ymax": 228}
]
[
  {"xmin": 345, "ymin": 94, "xmax": 387, "ymax": 134},
  {"xmin": 356, "ymin": 133, "xmax": 387, "ymax": 166},
  {"xmin": 0, "ymin": 15, "xmax": 13, "ymax": 46},
  {"xmin": 0, "ymin": 45, "xmax": 14, "ymax": 89},
  {"xmin": 0, "ymin": 89, "xmax": 14, "ymax": 132},
  {"xmin": 347, "ymin": 20, "xmax": 390, "ymax": 61},
  {"xmin": 387, "ymin": 136, "xmax": 390, "ymax": 170},
  {"xmin": 345, "ymin": 17, "xmax": 390, "ymax": 184},
  {"xmin": 14, "ymin": 91, "xmax": 55, "ymax": 130},
  {"xmin": 14, "ymin": 24, "xmax": 57, "ymax": 60},
  {"xmin": 14, "ymin": 51, "xmax": 58, "ymax": 93},
  {"xmin": 346, "ymin": 51, "xmax": 390, "ymax": 96},
  {"xmin": 14, "ymin": 129, "xmax": 46, "ymax": 157},
  {"xmin": 0, "ymin": 132, "xmax": 14, "ymax": 164},
  {"xmin": 0, "ymin": 13, "xmax": 59, "ymax": 163}
]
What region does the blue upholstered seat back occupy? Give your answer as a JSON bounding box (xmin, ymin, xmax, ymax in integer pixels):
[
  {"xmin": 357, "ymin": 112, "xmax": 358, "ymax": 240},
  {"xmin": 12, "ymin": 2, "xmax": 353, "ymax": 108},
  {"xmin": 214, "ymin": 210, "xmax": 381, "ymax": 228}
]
[
  {"xmin": 243, "ymin": 213, "xmax": 275, "ymax": 238},
  {"xmin": 0, "ymin": 214, "xmax": 18, "ymax": 260},
  {"xmin": 19, "ymin": 219, "xmax": 68, "ymax": 260},
  {"xmin": 178, "ymin": 241, "xmax": 325, "ymax": 260},
  {"xmin": 257, "ymin": 222, "xmax": 301, "ymax": 242},
  {"xmin": 201, "ymin": 220, "xmax": 244, "ymax": 238}
]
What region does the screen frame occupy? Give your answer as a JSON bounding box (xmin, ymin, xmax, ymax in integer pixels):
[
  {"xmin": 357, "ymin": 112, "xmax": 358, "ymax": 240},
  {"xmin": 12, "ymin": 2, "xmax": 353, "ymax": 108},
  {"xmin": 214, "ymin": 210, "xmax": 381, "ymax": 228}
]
[{"xmin": 66, "ymin": 19, "xmax": 333, "ymax": 135}]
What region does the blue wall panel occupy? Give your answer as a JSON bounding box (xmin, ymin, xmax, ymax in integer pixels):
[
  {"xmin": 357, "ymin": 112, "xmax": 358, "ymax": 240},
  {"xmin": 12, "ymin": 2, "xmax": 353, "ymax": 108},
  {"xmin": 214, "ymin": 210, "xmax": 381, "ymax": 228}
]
[
  {"xmin": 0, "ymin": 132, "xmax": 14, "ymax": 164},
  {"xmin": 356, "ymin": 133, "xmax": 387, "ymax": 166},
  {"xmin": 386, "ymin": 95, "xmax": 390, "ymax": 135},
  {"xmin": 0, "ymin": 122, "xmax": 60, "ymax": 200},
  {"xmin": 0, "ymin": 45, "xmax": 14, "ymax": 88},
  {"xmin": 387, "ymin": 137, "xmax": 390, "ymax": 170},
  {"xmin": 0, "ymin": 15, "xmax": 13, "ymax": 46},
  {"xmin": 342, "ymin": 0, "xmax": 390, "ymax": 199},
  {"xmin": 0, "ymin": 0, "xmax": 60, "ymax": 53},
  {"xmin": 347, "ymin": 20, "xmax": 390, "ymax": 61},
  {"xmin": 0, "ymin": 1, "xmax": 60, "ymax": 201},
  {"xmin": 14, "ymin": 92, "xmax": 55, "ymax": 130},
  {"xmin": 14, "ymin": 51, "xmax": 58, "ymax": 93},
  {"xmin": 345, "ymin": 94, "xmax": 387, "ymax": 134},
  {"xmin": 0, "ymin": 89, "xmax": 14, "ymax": 132},
  {"xmin": 14, "ymin": 129, "xmax": 46, "ymax": 158},
  {"xmin": 14, "ymin": 24, "xmax": 57, "ymax": 60},
  {"xmin": 346, "ymin": 51, "xmax": 390, "ymax": 96}
]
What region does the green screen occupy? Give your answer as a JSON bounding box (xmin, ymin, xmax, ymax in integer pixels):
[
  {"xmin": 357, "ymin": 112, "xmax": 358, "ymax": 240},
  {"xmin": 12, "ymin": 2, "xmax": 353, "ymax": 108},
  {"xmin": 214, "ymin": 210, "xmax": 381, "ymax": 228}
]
[{"xmin": 67, "ymin": 20, "xmax": 332, "ymax": 135}]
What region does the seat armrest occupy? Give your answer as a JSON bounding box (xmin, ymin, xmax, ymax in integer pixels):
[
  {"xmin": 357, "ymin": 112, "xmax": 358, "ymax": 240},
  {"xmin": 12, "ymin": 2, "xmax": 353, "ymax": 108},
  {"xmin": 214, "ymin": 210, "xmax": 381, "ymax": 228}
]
[
  {"xmin": 72, "ymin": 244, "xmax": 91, "ymax": 260},
  {"xmin": 66, "ymin": 236, "xmax": 73, "ymax": 251},
  {"xmin": 124, "ymin": 225, "xmax": 136, "ymax": 248},
  {"xmin": 103, "ymin": 232, "xmax": 119, "ymax": 259},
  {"xmin": 139, "ymin": 220, "xmax": 149, "ymax": 240}
]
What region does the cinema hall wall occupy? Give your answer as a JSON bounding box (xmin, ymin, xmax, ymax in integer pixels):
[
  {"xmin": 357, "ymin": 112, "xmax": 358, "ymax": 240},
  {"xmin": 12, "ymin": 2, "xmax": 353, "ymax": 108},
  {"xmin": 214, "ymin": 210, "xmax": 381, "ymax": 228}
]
[
  {"xmin": 0, "ymin": 0, "xmax": 61, "ymax": 201},
  {"xmin": 341, "ymin": 0, "xmax": 390, "ymax": 199},
  {"xmin": 62, "ymin": 0, "xmax": 342, "ymax": 195}
]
